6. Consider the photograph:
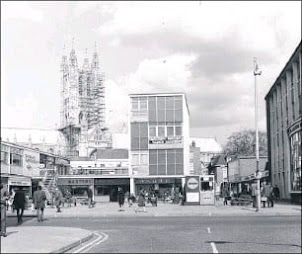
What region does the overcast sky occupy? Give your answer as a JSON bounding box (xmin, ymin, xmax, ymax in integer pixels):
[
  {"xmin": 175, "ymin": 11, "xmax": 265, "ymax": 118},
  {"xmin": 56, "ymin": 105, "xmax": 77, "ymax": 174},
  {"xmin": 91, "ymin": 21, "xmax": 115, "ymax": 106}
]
[{"xmin": 1, "ymin": 1, "xmax": 301, "ymax": 146}]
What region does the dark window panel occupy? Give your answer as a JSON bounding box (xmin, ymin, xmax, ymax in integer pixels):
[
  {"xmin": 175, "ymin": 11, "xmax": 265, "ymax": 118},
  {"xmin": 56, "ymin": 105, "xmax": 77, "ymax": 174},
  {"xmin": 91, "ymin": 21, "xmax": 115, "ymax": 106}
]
[
  {"xmin": 176, "ymin": 164, "xmax": 183, "ymax": 174},
  {"xmin": 158, "ymin": 164, "xmax": 166, "ymax": 175},
  {"xmin": 149, "ymin": 165, "xmax": 157, "ymax": 175},
  {"xmin": 167, "ymin": 163, "xmax": 175, "ymax": 175},
  {"xmin": 149, "ymin": 150, "xmax": 158, "ymax": 164}
]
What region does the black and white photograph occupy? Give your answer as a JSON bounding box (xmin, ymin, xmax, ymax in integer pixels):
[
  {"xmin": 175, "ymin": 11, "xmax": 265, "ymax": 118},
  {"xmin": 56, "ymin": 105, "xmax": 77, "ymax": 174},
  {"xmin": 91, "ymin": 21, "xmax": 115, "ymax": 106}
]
[{"xmin": 1, "ymin": 1, "xmax": 301, "ymax": 253}]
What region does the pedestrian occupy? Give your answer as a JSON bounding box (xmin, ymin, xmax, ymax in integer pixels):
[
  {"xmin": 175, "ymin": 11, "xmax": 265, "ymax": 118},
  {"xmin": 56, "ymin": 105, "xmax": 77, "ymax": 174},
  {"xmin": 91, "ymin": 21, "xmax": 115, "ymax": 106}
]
[
  {"xmin": 128, "ymin": 193, "xmax": 135, "ymax": 207},
  {"xmin": 1, "ymin": 183, "xmax": 9, "ymax": 237},
  {"xmin": 273, "ymin": 185, "xmax": 280, "ymax": 202},
  {"xmin": 171, "ymin": 187, "xmax": 175, "ymax": 204},
  {"xmin": 261, "ymin": 182, "xmax": 269, "ymax": 208},
  {"xmin": 268, "ymin": 183, "xmax": 275, "ymax": 208},
  {"xmin": 54, "ymin": 187, "xmax": 63, "ymax": 212},
  {"xmin": 222, "ymin": 187, "xmax": 229, "ymax": 206},
  {"xmin": 124, "ymin": 191, "xmax": 130, "ymax": 204},
  {"xmin": 33, "ymin": 185, "xmax": 46, "ymax": 222},
  {"xmin": 87, "ymin": 185, "xmax": 94, "ymax": 208},
  {"xmin": 12, "ymin": 187, "xmax": 26, "ymax": 225},
  {"xmin": 251, "ymin": 182, "xmax": 257, "ymax": 208},
  {"xmin": 135, "ymin": 188, "xmax": 147, "ymax": 213},
  {"xmin": 174, "ymin": 187, "xmax": 180, "ymax": 204},
  {"xmin": 117, "ymin": 187, "xmax": 125, "ymax": 211},
  {"xmin": 8, "ymin": 188, "xmax": 15, "ymax": 212},
  {"xmin": 65, "ymin": 190, "xmax": 72, "ymax": 208}
]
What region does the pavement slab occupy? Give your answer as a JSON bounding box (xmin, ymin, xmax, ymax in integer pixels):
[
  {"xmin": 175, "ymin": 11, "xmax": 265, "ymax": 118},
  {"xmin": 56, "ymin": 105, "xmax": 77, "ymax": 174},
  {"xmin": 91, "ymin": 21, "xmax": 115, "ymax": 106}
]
[{"xmin": 0, "ymin": 226, "xmax": 93, "ymax": 253}]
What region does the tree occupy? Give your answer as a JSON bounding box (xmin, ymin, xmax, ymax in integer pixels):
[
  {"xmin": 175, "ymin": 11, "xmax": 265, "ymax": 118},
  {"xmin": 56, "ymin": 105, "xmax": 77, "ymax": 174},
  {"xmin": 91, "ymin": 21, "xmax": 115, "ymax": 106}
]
[{"xmin": 223, "ymin": 130, "xmax": 267, "ymax": 157}]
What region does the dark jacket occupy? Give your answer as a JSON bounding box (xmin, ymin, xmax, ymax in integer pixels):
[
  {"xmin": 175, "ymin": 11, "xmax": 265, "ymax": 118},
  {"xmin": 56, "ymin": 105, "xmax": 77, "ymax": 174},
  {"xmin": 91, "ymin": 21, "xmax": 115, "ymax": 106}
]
[
  {"xmin": 13, "ymin": 190, "xmax": 26, "ymax": 209},
  {"xmin": 117, "ymin": 190, "xmax": 125, "ymax": 205}
]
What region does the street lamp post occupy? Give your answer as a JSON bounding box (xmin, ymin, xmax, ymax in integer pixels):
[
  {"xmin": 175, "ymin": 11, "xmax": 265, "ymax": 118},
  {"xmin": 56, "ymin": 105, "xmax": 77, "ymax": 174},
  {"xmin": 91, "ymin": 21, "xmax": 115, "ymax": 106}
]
[{"xmin": 254, "ymin": 57, "xmax": 262, "ymax": 212}]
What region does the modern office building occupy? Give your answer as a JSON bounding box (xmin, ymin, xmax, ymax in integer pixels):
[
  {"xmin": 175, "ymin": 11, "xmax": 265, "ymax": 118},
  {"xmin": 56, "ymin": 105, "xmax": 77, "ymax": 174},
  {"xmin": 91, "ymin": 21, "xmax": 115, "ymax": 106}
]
[
  {"xmin": 129, "ymin": 93, "xmax": 190, "ymax": 197},
  {"xmin": 265, "ymin": 41, "xmax": 301, "ymax": 203}
]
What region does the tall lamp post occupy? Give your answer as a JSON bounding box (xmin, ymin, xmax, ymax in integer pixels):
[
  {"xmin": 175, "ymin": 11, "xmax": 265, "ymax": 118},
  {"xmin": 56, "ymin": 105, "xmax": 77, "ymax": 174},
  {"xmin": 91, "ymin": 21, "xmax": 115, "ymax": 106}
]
[{"xmin": 254, "ymin": 57, "xmax": 262, "ymax": 212}]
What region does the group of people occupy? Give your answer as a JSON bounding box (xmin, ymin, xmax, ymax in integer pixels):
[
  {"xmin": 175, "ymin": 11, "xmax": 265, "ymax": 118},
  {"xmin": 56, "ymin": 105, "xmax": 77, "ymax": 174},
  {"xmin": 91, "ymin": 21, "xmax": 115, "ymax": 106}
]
[{"xmin": 0, "ymin": 183, "xmax": 48, "ymax": 237}]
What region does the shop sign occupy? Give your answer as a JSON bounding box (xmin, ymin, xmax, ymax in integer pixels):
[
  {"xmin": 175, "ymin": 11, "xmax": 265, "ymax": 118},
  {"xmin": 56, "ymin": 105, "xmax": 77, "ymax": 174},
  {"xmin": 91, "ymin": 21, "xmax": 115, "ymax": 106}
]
[
  {"xmin": 149, "ymin": 136, "xmax": 183, "ymax": 145},
  {"xmin": 288, "ymin": 121, "xmax": 301, "ymax": 136},
  {"xmin": 94, "ymin": 178, "xmax": 130, "ymax": 186},
  {"xmin": 57, "ymin": 178, "xmax": 93, "ymax": 186},
  {"xmin": 135, "ymin": 178, "xmax": 177, "ymax": 184},
  {"xmin": 187, "ymin": 177, "xmax": 199, "ymax": 190},
  {"xmin": 8, "ymin": 178, "xmax": 31, "ymax": 186}
]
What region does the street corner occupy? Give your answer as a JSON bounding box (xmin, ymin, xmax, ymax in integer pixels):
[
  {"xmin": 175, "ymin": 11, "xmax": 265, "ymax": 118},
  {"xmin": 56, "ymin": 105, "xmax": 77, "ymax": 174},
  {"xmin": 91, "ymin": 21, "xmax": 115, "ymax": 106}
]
[{"xmin": 0, "ymin": 226, "xmax": 95, "ymax": 254}]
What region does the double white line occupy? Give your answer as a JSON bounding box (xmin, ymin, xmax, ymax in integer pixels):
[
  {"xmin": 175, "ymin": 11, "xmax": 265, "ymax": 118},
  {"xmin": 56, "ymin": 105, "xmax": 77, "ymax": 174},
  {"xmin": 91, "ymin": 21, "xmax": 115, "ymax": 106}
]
[{"xmin": 73, "ymin": 232, "xmax": 109, "ymax": 253}]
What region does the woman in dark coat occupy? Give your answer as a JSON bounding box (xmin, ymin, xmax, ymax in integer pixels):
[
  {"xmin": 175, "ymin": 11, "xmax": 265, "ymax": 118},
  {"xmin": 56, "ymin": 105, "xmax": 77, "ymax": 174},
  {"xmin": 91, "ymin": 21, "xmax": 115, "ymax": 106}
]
[
  {"xmin": 135, "ymin": 189, "xmax": 147, "ymax": 213},
  {"xmin": 12, "ymin": 187, "xmax": 26, "ymax": 224},
  {"xmin": 117, "ymin": 187, "xmax": 125, "ymax": 211}
]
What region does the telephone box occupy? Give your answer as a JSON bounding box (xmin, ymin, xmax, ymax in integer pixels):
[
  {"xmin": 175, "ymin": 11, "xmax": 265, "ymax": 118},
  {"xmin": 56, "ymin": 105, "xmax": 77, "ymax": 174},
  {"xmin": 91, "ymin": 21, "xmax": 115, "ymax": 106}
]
[
  {"xmin": 200, "ymin": 175, "xmax": 215, "ymax": 205},
  {"xmin": 185, "ymin": 176, "xmax": 200, "ymax": 205}
]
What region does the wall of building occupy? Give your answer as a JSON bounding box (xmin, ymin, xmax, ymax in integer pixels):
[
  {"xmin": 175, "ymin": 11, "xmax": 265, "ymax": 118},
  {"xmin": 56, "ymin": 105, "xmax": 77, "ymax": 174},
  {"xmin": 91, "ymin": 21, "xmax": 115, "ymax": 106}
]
[{"xmin": 266, "ymin": 42, "xmax": 301, "ymax": 202}]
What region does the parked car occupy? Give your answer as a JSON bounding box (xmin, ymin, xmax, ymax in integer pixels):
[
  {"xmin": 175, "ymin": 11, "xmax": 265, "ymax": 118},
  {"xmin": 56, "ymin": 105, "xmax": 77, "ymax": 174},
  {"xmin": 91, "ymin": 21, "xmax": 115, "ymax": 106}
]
[{"xmin": 231, "ymin": 194, "xmax": 253, "ymax": 206}]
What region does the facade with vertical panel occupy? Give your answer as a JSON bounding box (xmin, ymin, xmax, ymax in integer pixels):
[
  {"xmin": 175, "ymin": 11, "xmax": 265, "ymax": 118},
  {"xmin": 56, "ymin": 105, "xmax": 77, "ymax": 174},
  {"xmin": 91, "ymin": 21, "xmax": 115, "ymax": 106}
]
[
  {"xmin": 265, "ymin": 41, "xmax": 301, "ymax": 203},
  {"xmin": 129, "ymin": 93, "xmax": 190, "ymax": 197}
]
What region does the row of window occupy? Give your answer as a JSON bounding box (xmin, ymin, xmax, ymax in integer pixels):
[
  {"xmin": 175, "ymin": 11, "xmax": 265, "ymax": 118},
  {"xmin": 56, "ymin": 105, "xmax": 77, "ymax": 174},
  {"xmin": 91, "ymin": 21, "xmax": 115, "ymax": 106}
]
[
  {"xmin": 1, "ymin": 151, "xmax": 23, "ymax": 167},
  {"xmin": 131, "ymin": 96, "xmax": 184, "ymax": 123},
  {"xmin": 149, "ymin": 149, "xmax": 184, "ymax": 175},
  {"xmin": 149, "ymin": 125, "xmax": 182, "ymax": 137}
]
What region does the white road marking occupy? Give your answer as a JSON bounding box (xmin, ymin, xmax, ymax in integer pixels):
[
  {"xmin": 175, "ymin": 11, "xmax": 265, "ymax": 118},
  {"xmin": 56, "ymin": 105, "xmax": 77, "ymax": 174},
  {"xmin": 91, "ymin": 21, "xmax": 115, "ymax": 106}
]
[
  {"xmin": 207, "ymin": 227, "xmax": 211, "ymax": 234},
  {"xmin": 73, "ymin": 232, "xmax": 109, "ymax": 253},
  {"xmin": 211, "ymin": 242, "xmax": 218, "ymax": 253},
  {"xmin": 209, "ymin": 212, "xmax": 212, "ymax": 217}
]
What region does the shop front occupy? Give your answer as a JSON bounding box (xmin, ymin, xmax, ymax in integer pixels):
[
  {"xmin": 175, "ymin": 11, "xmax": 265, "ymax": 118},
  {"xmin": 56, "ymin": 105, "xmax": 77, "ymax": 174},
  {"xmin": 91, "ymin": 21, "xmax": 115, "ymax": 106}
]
[
  {"xmin": 8, "ymin": 176, "xmax": 32, "ymax": 198},
  {"xmin": 94, "ymin": 178, "xmax": 130, "ymax": 202},
  {"xmin": 57, "ymin": 177, "xmax": 94, "ymax": 198},
  {"xmin": 134, "ymin": 177, "xmax": 182, "ymax": 199}
]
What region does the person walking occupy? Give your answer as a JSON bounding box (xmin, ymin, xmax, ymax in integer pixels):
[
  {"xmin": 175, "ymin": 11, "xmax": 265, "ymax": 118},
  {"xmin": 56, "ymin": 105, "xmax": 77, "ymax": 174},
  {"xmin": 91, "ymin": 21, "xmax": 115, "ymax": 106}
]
[
  {"xmin": 87, "ymin": 186, "xmax": 94, "ymax": 208},
  {"xmin": 1, "ymin": 183, "xmax": 9, "ymax": 237},
  {"xmin": 117, "ymin": 187, "xmax": 125, "ymax": 211},
  {"xmin": 268, "ymin": 183, "xmax": 275, "ymax": 208},
  {"xmin": 222, "ymin": 187, "xmax": 229, "ymax": 206},
  {"xmin": 33, "ymin": 185, "xmax": 46, "ymax": 222},
  {"xmin": 12, "ymin": 187, "xmax": 26, "ymax": 225},
  {"xmin": 251, "ymin": 182, "xmax": 257, "ymax": 208},
  {"xmin": 54, "ymin": 187, "xmax": 63, "ymax": 212},
  {"xmin": 273, "ymin": 185, "xmax": 280, "ymax": 202},
  {"xmin": 135, "ymin": 188, "xmax": 147, "ymax": 213},
  {"xmin": 65, "ymin": 190, "xmax": 72, "ymax": 208}
]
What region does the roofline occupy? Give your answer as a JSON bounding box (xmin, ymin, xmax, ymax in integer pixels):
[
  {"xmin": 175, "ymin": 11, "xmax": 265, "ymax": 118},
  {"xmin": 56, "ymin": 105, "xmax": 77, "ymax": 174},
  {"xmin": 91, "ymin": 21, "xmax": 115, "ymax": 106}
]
[
  {"xmin": 265, "ymin": 40, "xmax": 301, "ymax": 100},
  {"xmin": 129, "ymin": 92, "xmax": 190, "ymax": 116},
  {"xmin": 0, "ymin": 140, "xmax": 70, "ymax": 160}
]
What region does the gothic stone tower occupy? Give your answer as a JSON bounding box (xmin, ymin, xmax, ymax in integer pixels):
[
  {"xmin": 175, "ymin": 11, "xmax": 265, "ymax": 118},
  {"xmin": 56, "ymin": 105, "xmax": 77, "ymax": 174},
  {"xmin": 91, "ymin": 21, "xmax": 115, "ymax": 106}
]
[{"xmin": 59, "ymin": 46, "xmax": 107, "ymax": 158}]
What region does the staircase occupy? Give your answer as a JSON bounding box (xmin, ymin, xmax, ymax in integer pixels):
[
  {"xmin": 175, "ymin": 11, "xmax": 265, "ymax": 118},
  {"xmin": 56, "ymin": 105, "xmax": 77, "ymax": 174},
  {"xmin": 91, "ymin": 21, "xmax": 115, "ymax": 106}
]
[{"xmin": 40, "ymin": 170, "xmax": 58, "ymax": 204}]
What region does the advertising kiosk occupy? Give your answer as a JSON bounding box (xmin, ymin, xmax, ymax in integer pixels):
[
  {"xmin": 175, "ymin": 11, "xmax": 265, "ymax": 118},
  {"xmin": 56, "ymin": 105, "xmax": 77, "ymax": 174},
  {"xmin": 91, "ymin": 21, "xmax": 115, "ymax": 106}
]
[
  {"xmin": 185, "ymin": 175, "xmax": 215, "ymax": 205},
  {"xmin": 200, "ymin": 175, "xmax": 215, "ymax": 205},
  {"xmin": 185, "ymin": 176, "xmax": 200, "ymax": 205}
]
